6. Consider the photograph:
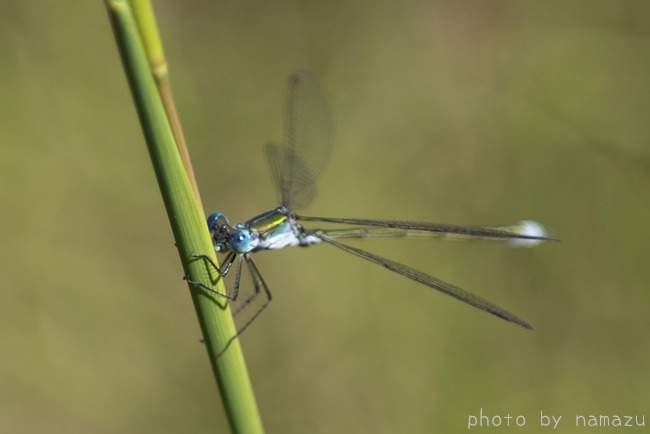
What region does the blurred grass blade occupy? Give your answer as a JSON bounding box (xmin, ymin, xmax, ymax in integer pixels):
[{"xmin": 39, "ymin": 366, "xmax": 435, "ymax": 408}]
[
  {"xmin": 130, "ymin": 0, "xmax": 202, "ymax": 203},
  {"xmin": 104, "ymin": 1, "xmax": 264, "ymax": 433}
]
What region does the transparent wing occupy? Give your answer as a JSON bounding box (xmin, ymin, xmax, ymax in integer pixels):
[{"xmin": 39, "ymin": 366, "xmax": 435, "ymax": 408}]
[
  {"xmin": 266, "ymin": 143, "xmax": 283, "ymax": 199},
  {"xmin": 318, "ymin": 235, "xmax": 533, "ymax": 329},
  {"xmin": 266, "ymin": 71, "xmax": 334, "ymax": 210},
  {"xmin": 298, "ymin": 215, "xmax": 557, "ymax": 242}
]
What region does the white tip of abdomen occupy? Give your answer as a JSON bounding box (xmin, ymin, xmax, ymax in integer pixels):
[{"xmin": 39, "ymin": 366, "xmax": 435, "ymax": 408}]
[{"xmin": 508, "ymin": 220, "xmax": 549, "ymax": 248}]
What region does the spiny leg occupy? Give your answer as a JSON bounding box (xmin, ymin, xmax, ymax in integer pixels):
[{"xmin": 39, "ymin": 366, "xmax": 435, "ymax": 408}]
[
  {"xmin": 191, "ymin": 250, "xmax": 237, "ymax": 277},
  {"xmin": 216, "ymin": 254, "xmax": 273, "ymax": 358},
  {"xmin": 231, "ymin": 254, "xmax": 253, "ymax": 317},
  {"xmin": 184, "ymin": 251, "xmax": 239, "ymax": 301}
]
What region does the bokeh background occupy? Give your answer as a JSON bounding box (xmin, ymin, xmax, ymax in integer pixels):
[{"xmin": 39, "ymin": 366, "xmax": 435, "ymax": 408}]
[{"xmin": 2, "ymin": 1, "xmax": 649, "ymax": 433}]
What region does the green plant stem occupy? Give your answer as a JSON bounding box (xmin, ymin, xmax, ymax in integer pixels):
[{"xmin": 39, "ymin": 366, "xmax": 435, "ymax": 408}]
[
  {"xmin": 130, "ymin": 0, "xmax": 202, "ymax": 203},
  {"xmin": 105, "ymin": 1, "xmax": 264, "ymax": 433}
]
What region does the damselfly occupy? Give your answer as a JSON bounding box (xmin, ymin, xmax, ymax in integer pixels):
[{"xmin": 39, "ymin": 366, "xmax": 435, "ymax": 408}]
[{"xmin": 189, "ymin": 72, "xmax": 554, "ymax": 356}]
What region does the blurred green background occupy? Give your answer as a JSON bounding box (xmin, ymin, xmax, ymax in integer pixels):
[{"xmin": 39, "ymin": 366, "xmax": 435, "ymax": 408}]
[{"xmin": 2, "ymin": 1, "xmax": 649, "ymax": 433}]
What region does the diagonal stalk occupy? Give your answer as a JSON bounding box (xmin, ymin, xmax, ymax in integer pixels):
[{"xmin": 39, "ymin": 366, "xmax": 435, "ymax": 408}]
[{"xmin": 105, "ymin": 1, "xmax": 264, "ymax": 432}]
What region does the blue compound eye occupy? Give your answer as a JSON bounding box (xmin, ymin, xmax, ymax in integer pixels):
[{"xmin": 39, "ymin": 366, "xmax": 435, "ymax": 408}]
[
  {"xmin": 207, "ymin": 212, "xmax": 229, "ymax": 230},
  {"xmin": 228, "ymin": 231, "xmax": 251, "ymax": 254}
]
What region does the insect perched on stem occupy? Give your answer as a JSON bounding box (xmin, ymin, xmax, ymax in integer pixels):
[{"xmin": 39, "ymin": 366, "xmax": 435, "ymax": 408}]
[{"xmin": 187, "ymin": 71, "xmax": 555, "ymax": 356}]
